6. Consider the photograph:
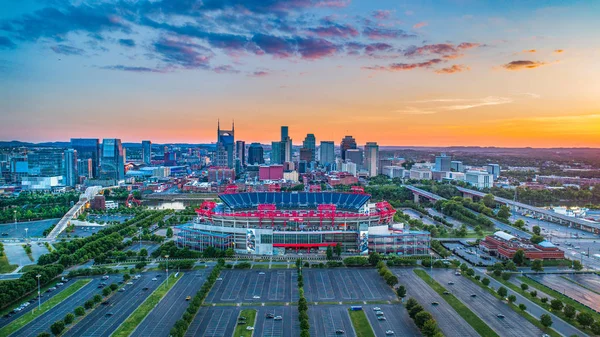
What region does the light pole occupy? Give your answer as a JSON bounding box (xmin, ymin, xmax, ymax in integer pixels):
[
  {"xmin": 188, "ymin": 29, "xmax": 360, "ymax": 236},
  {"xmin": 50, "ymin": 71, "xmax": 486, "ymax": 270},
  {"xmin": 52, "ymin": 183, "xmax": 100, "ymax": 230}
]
[
  {"xmin": 165, "ymin": 255, "xmax": 169, "ymax": 286},
  {"xmin": 14, "ymin": 210, "xmax": 17, "ymax": 229},
  {"xmin": 25, "ymin": 228, "xmax": 28, "ymax": 240},
  {"xmin": 36, "ymin": 274, "xmax": 41, "ymax": 310},
  {"xmin": 138, "ymin": 227, "xmax": 142, "ymax": 251}
]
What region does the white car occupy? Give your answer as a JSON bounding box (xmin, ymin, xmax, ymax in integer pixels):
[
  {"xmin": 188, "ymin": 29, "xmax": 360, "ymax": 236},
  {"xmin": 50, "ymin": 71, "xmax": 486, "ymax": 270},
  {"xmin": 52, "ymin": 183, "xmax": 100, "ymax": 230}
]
[
  {"xmin": 385, "ymin": 330, "xmax": 394, "ymax": 335},
  {"xmin": 274, "ymin": 316, "xmax": 283, "ymax": 320},
  {"xmin": 217, "ymin": 278, "xmax": 223, "ymax": 281},
  {"xmin": 152, "ymin": 278, "xmax": 158, "ymax": 281},
  {"xmin": 258, "ymin": 272, "xmax": 265, "ymax": 275},
  {"xmin": 253, "ymin": 296, "xmax": 261, "ymax": 299},
  {"xmin": 127, "ymin": 282, "xmax": 133, "ymax": 285},
  {"xmin": 372, "ymin": 307, "xmax": 381, "ymax": 311},
  {"xmin": 246, "ymin": 326, "xmax": 254, "ymax": 331}
]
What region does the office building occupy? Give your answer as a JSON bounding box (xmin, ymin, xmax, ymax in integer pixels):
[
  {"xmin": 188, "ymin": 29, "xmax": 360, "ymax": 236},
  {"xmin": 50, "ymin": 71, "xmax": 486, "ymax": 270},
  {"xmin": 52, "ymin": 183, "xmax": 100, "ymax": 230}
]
[
  {"xmin": 364, "ymin": 142, "xmax": 379, "ymax": 177},
  {"xmin": 299, "ymin": 148, "xmax": 312, "ymax": 163},
  {"xmin": 28, "ymin": 149, "xmax": 64, "ymax": 177},
  {"xmin": 248, "ymin": 143, "xmax": 264, "ymax": 165},
  {"xmin": 341, "ymin": 162, "xmax": 357, "ymax": 176},
  {"xmin": 435, "ymin": 153, "xmax": 451, "ymax": 172},
  {"xmin": 280, "ymin": 126, "xmax": 288, "ymax": 141},
  {"xmin": 216, "ymin": 121, "xmax": 235, "ymax": 168},
  {"xmin": 64, "ymin": 149, "xmax": 78, "ymax": 187},
  {"xmin": 71, "ymin": 138, "xmax": 100, "ymax": 178},
  {"xmin": 319, "ymin": 141, "xmax": 335, "ymax": 166},
  {"xmin": 451, "ymin": 160, "xmax": 464, "ymax": 173},
  {"xmin": 236, "ymin": 141, "xmax": 246, "ymax": 166},
  {"xmin": 282, "ymin": 138, "xmax": 292, "ymax": 163},
  {"xmin": 10, "ymin": 156, "xmax": 28, "ymax": 183},
  {"xmin": 465, "ymin": 170, "xmax": 494, "ymax": 188},
  {"xmin": 410, "ymin": 167, "xmax": 432, "ymax": 180},
  {"xmin": 382, "ymin": 166, "xmax": 404, "ymax": 179},
  {"xmin": 208, "ymin": 166, "xmax": 235, "ymax": 183},
  {"xmin": 487, "ymin": 164, "xmax": 501, "ymax": 179},
  {"xmin": 142, "ymin": 140, "xmax": 152, "ymax": 165},
  {"xmin": 259, "ymin": 165, "xmax": 284, "ymax": 181},
  {"xmin": 340, "ymin": 135, "xmax": 357, "ymax": 160},
  {"xmin": 302, "ymin": 134, "xmax": 316, "ymax": 162},
  {"xmin": 345, "ymin": 148, "xmax": 363, "ymax": 170},
  {"xmin": 271, "ymin": 142, "xmax": 282, "ymax": 164},
  {"xmin": 78, "ymin": 158, "xmax": 93, "ymax": 178},
  {"xmin": 100, "ymin": 138, "xmax": 125, "ymax": 181}
]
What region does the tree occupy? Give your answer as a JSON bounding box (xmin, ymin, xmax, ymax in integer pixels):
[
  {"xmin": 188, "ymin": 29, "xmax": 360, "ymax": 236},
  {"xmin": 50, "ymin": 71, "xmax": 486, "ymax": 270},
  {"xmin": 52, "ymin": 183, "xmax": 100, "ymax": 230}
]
[
  {"xmin": 64, "ymin": 313, "xmax": 75, "ymax": 325},
  {"xmin": 502, "ymin": 272, "xmax": 512, "ymax": 281},
  {"xmin": 521, "ymin": 283, "xmax": 529, "ymax": 291},
  {"xmin": 591, "ymin": 321, "xmax": 600, "ymax": 335},
  {"xmin": 564, "ymin": 305, "xmax": 576, "ymax": 319},
  {"xmin": 166, "ymin": 227, "xmax": 173, "ymax": 238},
  {"xmin": 326, "ymin": 246, "xmax": 333, "ymax": 260},
  {"xmin": 460, "ymin": 263, "xmax": 469, "ymax": 272},
  {"xmin": 139, "ymin": 248, "xmax": 148, "ymax": 257},
  {"xmin": 497, "ymin": 286, "xmax": 508, "ymax": 298},
  {"xmin": 532, "ymin": 225, "xmax": 541, "ymax": 235},
  {"xmin": 530, "ymin": 235, "xmax": 544, "ymax": 244},
  {"xmin": 335, "ymin": 242, "xmax": 342, "ymax": 257},
  {"xmin": 531, "ymin": 259, "xmax": 544, "ymax": 272},
  {"xmin": 519, "ymin": 303, "xmax": 527, "ymax": 311},
  {"xmin": 93, "ymin": 294, "xmax": 102, "ymax": 303},
  {"xmin": 541, "ymin": 297, "xmax": 548, "ymax": 303},
  {"xmin": 530, "ymin": 290, "xmax": 537, "ymax": 298},
  {"xmin": 514, "ymin": 219, "xmax": 525, "ymax": 229},
  {"xmin": 74, "ymin": 306, "xmax": 85, "ymax": 316},
  {"xmin": 102, "ymin": 287, "xmax": 111, "ymax": 296},
  {"xmin": 573, "ymin": 260, "xmax": 583, "ymax": 271},
  {"xmin": 123, "ymin": 274, "xmax": 131, "ymax": 281},
  {"xmin": 576, "ymin": 312, "xmax": 594, "ymax": 329},
  {"xmin": 84, "ymin": 300, "xmax": 94, "ymax": 309},
  {"xmin": 550, "ymin": 299, "xmax": 564, "ymax": 311},
  {"xmin": 421, "ymin": 319, "xmax": 440, "ymax": 337},
  {"xmin": 415, "ymin": 311, "xmax": 434, "ymax": 328},
  {"xmin": 409, "ymin": 304, "xmax": 424, "ymax": 319},
  {"xmin": 540, "ymin": 314, "xmax": 553, "ymax": 328},
  {"xmin": 482, "ymin": 194, "xmax": 495, "ymax": 208},
  {"xmin": 498, "ymin": 205, "xmax": 511, "ymax": 219},
  {"xmin": 507, "ymin": 295, "xmax": 516, "ymax": 303},
  {"xmin": 482, "ymin": 278, "xmax": 490, "ymax": 286},
  {"xmin": 406, "ymin": 298, "xmax": 419, "ymax": 311},
  {"xmin": 385, "ymin": 274, "xmax": 399, "ymax": 287},
  {"xmin": 368, "ymin": 252, "xmax": 381, "ymax": 266},
  {"xmin": 50, "ymin": 320, "xmax": 65, "ymax": 335},
  {"xmin": 397, "ymin": 285, "xmax": 407, "ymax": 298}
]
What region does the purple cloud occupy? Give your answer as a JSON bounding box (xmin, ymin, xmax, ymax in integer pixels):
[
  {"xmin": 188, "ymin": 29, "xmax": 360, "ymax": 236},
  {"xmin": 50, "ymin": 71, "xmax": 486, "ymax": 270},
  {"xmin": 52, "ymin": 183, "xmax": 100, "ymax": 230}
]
[
  {"xmin": 364, "ymin": 58, "xmax": 443, "ymax": 72},
  {"xmin": 363, "ymin": 27, "xmax": 415, "ymax": 39},
  {"xmin": 250, "ymin": 70, "xmax": 269, "ymax": 77},
  {"xmin": 153, "ymin": 38, "xmax": 212, "ymax": 69},
  {"xmin": 308, "ymin": 23, "xmax": 359, "ymax": 38},
  {"xmin": 297, "ymin": 37, "xmax": 338, "ymax": 59},
  {"xmin": 101, "ymin": 65, "xmax": 163, "ymax": 73},
  {"xmin": 372, "ymin": 10, "xmax": 392, "ymax": 20},
  {"xmin": 213, "ymin": 65, "xmax": 240, "ymax": 74}
]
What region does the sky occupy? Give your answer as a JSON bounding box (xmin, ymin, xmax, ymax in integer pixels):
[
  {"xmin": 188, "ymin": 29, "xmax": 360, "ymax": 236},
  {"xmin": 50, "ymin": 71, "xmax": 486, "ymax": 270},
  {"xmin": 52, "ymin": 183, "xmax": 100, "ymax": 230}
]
[{"xmin": 0, "ymin": 0, "xmax": 599, "ymax": 147}]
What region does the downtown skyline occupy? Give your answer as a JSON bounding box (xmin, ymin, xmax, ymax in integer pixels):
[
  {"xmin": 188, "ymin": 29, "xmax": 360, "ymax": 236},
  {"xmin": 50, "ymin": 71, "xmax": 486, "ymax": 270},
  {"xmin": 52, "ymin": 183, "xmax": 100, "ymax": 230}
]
[{"xmin": 1, "ymin": 0, "xmax": 599, "ymax": 147}]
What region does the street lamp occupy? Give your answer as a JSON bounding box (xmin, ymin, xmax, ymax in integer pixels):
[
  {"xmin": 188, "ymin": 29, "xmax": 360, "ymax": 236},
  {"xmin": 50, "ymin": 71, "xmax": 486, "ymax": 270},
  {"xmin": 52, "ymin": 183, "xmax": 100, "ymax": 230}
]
[
  {"xmin": 138, "ymin": 227, "xmax": 142, "ymax": 251},
  {"xmin": 14, "ymin": 210, "xmax": 17, "ymax": 229},
  {"xmin": 36, "ymin": 274, "xmax": 41, "ymax": 310},
  {"xmin": 25, "ymin": 228, "xmax": 28, "ymax": 240},
  {"xmin": 164, "ymin": 255, "xmax": 169, "ymax": 286}
]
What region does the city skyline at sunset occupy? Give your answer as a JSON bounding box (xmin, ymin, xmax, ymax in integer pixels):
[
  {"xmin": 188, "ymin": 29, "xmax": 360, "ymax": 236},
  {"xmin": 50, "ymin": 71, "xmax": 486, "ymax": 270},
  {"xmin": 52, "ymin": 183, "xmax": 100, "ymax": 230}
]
[{"xmin": 1, "ymin": 0, "xmax": 599, "ymax": 147}]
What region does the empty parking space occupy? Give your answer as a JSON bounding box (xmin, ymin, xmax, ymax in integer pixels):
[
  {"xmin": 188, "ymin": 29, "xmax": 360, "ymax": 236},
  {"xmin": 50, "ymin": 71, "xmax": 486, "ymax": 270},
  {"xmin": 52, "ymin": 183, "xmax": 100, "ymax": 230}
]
[
  {"xmin": 13, "ymin": 278, "xmax": 102, "ymax": 337},
  {"xmin": 529, "ymin": 273, "xmax": 600, "ymax": 312},
  {"xmin": 309, "ymin": 306, "xmax": 356, "ymax": 337},
  {"xmin": 185, "ymin": 307, "xmax": 240, "ymax": 337},
  {"xmin": 206, "ymin": 269, "xmax": 298, "ymax": 303},
  {"xmin": 252, "ymin": 306, "xmax": 299, "ymax": 337},
  {"xmin": 363, "ymin": 304, "xmax": 421, "ymax": 337},
  {"xmin": 392, "ymin": 269, "xmax": 479, "ymax": 337},
  {"xmin": 64, "ymin": 274, "xmax": 164, "ymax": 337},
  {"xmin": 131, "ymin": 270, "xmax": 211, "ymax": 337},
  {"xmin": 304, "ymin": 269, "xmax": 396, "ymax": 302},
  {"xmin": 0, "ymin": 219, "xmax": 59, "ymax": 238},
  {"xmin": 431, "ymin": 269, "xmax": 542, "ymax": 337}
]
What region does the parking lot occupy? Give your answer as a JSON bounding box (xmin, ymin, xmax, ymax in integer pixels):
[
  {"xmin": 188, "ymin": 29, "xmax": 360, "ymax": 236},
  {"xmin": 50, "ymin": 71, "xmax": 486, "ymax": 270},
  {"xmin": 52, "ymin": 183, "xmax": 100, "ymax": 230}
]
[
  {"xmin": 0, "ymin": 219, "xmax": 59, "ymax": 239},
  {"xmin": 206, "ymin": 269, "xmax": 298, "ymax": 304},
  {"xmin": 402, "ymin": 209, "xmax": 437, "ymax": 226},
  {"xmin": 252, "ymin": 306, "xmax": 299, "ymax": 337},
  {"xmin": 392, "ymin": 268, "xmax": 479, "ymax": 337},
  {"xmin": 443, "ymin": 242, "xmax": 498, "ymax": 266},
  {"xmin": 363, "ymin": 304, "xmax": 421, "ymax": 336},
  {"xmin": 125, "ymin": 242, "xmax": 160, "ymax": 255},
  {"xmin": 309, "ymin": 305, "xmax": 356, "ymax": 337},
  {"xmin": 59, "ymin": 226, "xmax": 100, "ymax": 238},
  {"xmin": 13, "ymin": 278, "xmax": 102, "ymax": 337},
  {"xmin": 131, "ymin": 269, "xmax": 212, "ymax": 337},
  {"xmin": 303, "ymin": 269, "xmax": 396, "ymax": 302},
  {"xmin": 431, "ymin": 269, "xmax": 543, "ymax": 337},
  {"xmin": 528, "ymin": 273, "xmax": 600, "ymax": 312},
  {"xmin": 64, "ymin": 273, "xmax": 165, "ymax": 337},
  {"xmin": 184, "ymin": 307, "xmax": 240, "ymax": 337}
]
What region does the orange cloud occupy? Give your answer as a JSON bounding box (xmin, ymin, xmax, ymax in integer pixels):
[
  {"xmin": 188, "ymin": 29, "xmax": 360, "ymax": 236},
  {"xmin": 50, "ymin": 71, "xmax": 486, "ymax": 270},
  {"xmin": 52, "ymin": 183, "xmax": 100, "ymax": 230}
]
[
  {"xmin": 523, "ymin": 49, "xmax": 536, "ymax": 53},
  {"xmin": 413, "ymin": 21, "xmax": 428, "ymax": 29},
  {"xmin": 502, "ymin": 60, "xmax": 547, "ymax": 70},
  {"xmin": 435, "ymin": 64, "xmax": 470, "ymax": 74},
  {"xmin": 554, "ymin": 49, "xmax": 564, "ymax": 53}
]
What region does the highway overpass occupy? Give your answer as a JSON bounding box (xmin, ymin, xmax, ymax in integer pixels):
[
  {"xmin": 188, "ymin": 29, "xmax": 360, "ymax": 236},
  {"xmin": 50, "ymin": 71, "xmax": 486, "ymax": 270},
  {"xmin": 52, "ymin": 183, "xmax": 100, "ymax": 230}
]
[{"xmin": 403, "ymin": 185, "xmax": 447, "ymax": 203}]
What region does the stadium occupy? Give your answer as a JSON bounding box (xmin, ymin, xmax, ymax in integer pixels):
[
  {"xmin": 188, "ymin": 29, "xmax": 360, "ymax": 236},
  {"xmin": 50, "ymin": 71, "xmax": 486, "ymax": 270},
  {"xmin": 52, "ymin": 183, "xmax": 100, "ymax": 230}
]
[{"xmin": 175, "ymin": 187, "xmax": 430, "ymax": 256}]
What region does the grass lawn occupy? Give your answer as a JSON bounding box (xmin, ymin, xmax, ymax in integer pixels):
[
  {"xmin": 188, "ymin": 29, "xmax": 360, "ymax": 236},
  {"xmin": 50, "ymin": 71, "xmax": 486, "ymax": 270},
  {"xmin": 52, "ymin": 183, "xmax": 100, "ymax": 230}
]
[
  {"xmin": 0, "ymin": 252, "xmax": 18, "ymax": 273},
  {"xmin": 111, "ymin": 273, "xmax": 182, "ymax": 337},
  {"xmin": 414, "ymin": 269, "xmax": 500, "ymax": 337},
  {"xmin": 0, "ymin": 278, "xmax": 91, "ymax": 336},
  {"xmin": 348, "ymin": 309, "xmax": 375, "ymax": 337},
  {"xmin": 252, "ymin": 263, "xmax": 270, "ymax": 269},
  {"xmin": 192, "ymin": 265, "xmax": 207, "ymax": 270},
  {"xmin": 464, "ymin": 275, "xmax": 562, "ymax": 337},
  {"xmin": 233, "ymin": 309, "xmax": 257, "ymax": 337},
  {"xmin": 22, "ymin": 245, "xmax": 34, "ymax": 262},
  {"xmin": 270, "ymin": 264, "xmax": 288, "ymax": 269}
]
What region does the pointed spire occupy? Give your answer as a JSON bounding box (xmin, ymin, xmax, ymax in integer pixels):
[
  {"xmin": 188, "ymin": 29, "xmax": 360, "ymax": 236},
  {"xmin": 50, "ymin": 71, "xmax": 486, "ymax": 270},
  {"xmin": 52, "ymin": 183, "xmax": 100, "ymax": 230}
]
[{"xmin": 232, "ymin": 119, "xmax": 235, "ymax": 132}]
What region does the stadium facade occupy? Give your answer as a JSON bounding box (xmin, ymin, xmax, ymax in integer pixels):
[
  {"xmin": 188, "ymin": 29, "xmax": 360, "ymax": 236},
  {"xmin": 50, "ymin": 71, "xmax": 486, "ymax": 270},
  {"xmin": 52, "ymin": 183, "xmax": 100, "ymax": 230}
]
[{"xmin": 175, "ymin": 187, "xmax": 430, "ymax": 256}]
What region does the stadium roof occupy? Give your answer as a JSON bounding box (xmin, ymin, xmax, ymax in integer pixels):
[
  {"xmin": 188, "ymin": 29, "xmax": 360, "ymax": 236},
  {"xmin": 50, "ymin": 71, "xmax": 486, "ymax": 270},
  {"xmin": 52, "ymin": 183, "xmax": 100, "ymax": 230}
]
[{"xmin": 219, "ymin": 192, "xmax": 370, "ymax": 212}]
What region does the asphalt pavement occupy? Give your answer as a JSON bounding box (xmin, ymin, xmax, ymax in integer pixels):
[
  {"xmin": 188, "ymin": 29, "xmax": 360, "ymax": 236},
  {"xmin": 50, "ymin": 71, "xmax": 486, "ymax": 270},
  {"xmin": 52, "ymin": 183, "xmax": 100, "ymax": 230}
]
[
  {"xmin": 131, "ymin": 269, "xmax": 212, "ymax": 337},
  {"xmin": 309, "ymin": 305, "xmax": 356, "ymax": 337},
  {"xmin": 252, "ymin": 306, "xmax": 299, "ymax": 337},
  {"xmin": 529, "ymin": 273, "xmax": 600, "ymax": 312},
  {"xmin": 206, "ymin": 269, "xmax": 298, "ymax": 304},
  {"xmin": 184, "ymin": 306, "xmax": 240, "ymax": 337},
  {"xmin": 392, "ymin": 268, "xmax": 479, "ymax": 337},
  {"xmin": 303, "ymin": 268, "xmax": 396, "ymax": 302},
  {"xmin": 64, "ymin": 274, "xmax": 164, "ymax": 337},
  {"xmin": 363, "ymin": 304, "xmax": 421, "ymax": 337},
  {"xmin": 0, "ymin": 219, "xmax": 59, "ymax": 239},
  {"xmin": 3, "ymin": 244, "xmax": 35, "ymax": 266}
]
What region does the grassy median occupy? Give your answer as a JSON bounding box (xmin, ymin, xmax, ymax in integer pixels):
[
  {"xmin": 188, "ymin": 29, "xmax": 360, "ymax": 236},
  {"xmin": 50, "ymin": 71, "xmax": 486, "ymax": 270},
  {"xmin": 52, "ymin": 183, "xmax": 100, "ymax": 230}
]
[
  {"xmin": 111, "ymin": 273, "xmax": 182, "ymax": 337},
  {"xmin": 0, "ymin": 278, "xmax": 91, "ymax": 336},
  {"xmin": 414, "ymin": 269, "xmax": 500, "ymax": 337},
  {"xmin": 348, "ymin": 309, "xmax": 376, "ymax": 337},
  {"xmin": 233, "ymin": 309, "xmax": 257, "ymax": 337}
]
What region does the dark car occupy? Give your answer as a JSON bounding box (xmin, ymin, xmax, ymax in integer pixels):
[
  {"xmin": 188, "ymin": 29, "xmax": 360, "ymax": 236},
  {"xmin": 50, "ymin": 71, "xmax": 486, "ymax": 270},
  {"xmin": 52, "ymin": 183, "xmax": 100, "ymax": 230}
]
[
  {"xmin": 470, "ymin": 294, "xmax": 477, "ymax": 298},
  {"xmin": 142, "ymin": 287, "xmax": 149, "ymax": 291},
  {"xmin": 106, "ymin": 312, "xmax": 113, "ymax": 317},
  {"xmin": 101, "ymin": 301, "xmax": 110, "ymax": 305},
  {"xmin": 266, "ymin": 313, "xmax": 275, "ymax": 318}
]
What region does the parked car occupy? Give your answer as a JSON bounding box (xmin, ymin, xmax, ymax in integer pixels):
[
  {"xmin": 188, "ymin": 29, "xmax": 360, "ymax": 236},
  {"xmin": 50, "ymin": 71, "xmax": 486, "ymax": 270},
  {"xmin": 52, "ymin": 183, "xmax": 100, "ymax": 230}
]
[
  {"xmin": 274, "ymin": 316, "xmax": 283, "ymax": 321},
  {"xmin": 186, "ymin": 296, "xmax": 191, "ymax": 301}
]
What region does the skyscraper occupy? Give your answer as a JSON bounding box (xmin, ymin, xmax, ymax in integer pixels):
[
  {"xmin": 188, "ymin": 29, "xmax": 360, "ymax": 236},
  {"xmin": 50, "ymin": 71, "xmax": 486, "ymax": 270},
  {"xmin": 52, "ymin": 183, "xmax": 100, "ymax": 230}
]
[
  {"xmin": 64, "ymin": 149, "xmax": 78, "ymax": 187},
  {"xmin": 487, "ymin": 164, "xmax": 501, "ymax": 179},
  {"xmin": 236, "ymin": 140, "xmax": 246, "ymax": 167},
  {"xmin": 319, "ymin": 141, "xmax": 335, "ymax": 167},
  {"xmin": 282, "ymin": 137, "xmax": 292, "ymax": 163},
  {"xmin": 281, "ymin": 126, "xmax": 288, "ymax": 141},
  {"xmin": 248, "ymin": 143, "xmax": 264, "ymax": 165},
  {"xmin": 216, "ymin": 120, "xmax": 235, "ymax": 168},
  {"xmin": 142, "ymin": 140, "xmax": 152, "ymax": 165},
  {"xmin": 271, "ymin": 141, "xmax": 282, "ymax": 164},
  {"xmin": 302, "ymin": 133, "xmax": 316, "ymax": 162},
  {"xmin": 27, "ymin": 149, "xmax": 64, "ymax": 177},
  {"xmin": 299, "ymin": 148, "xmax": 312, "ymax": 162},
  {"xmin": 451, "ymin": 160, "xmax": 464, "ymax": 173},
  {"xmin": 78, "ymin": 158, "xmax": 92, "ymax": 178},
  {"xmin": 435, "ymin": 153, "xmax": 451, "ymax": 172},
  {"xmin": 100, "ymin": 138, "xmax": 125, "ymax": 180},
  {"xmin": 340, "ymin": 135, "xmax": 357, "ymax": 160},
  {"xmin": 345, "ymin": 148, "xmax": 363, "ymax": 170},
  {"xmin": 70, "ymin": 138, "xmax": 100, "ymax": 178},
  {"xmin": 364, "ymin": 142, "xmax": 379, "ymax": 177}
]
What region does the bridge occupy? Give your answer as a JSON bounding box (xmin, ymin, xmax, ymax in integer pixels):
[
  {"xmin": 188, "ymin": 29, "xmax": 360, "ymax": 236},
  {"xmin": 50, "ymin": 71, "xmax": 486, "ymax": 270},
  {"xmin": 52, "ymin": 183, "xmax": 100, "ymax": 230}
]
[
  {"xmin": 403, "ymin": 185, "xmax": 447, "ymax": 203},
  {"xmin": 46, "ymin": 186, "xmax": 106, "ymax": 240},
  {"xmin": 456, "ymin": 186, "xmax": 600, "ymax": 234}
]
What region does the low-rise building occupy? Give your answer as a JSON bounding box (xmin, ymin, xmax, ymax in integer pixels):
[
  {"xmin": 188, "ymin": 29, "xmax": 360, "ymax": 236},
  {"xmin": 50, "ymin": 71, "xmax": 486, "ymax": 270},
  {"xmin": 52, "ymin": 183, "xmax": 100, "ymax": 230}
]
[
  {"xmin": 480, "ymin": 231, "xmax": 564, "ymax": 260},
  {"xmin": 409, "ymin": 167, "xmax": 432, "ymax": 180}
]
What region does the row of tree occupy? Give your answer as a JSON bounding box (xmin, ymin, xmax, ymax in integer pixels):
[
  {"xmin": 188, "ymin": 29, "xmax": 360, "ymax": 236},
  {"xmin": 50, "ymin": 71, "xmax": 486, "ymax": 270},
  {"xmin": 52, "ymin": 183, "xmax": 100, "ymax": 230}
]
[
  {"xmin": 297, "ymin": 259, "xmax": 310, "ymax": 337},
  {"xmin": 405, "ymin": 298, "xmax": 444, "ymax": 337},
  {"xmin": 0, "ymin": 264, "xmax": 64, "ymax": 310}
]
